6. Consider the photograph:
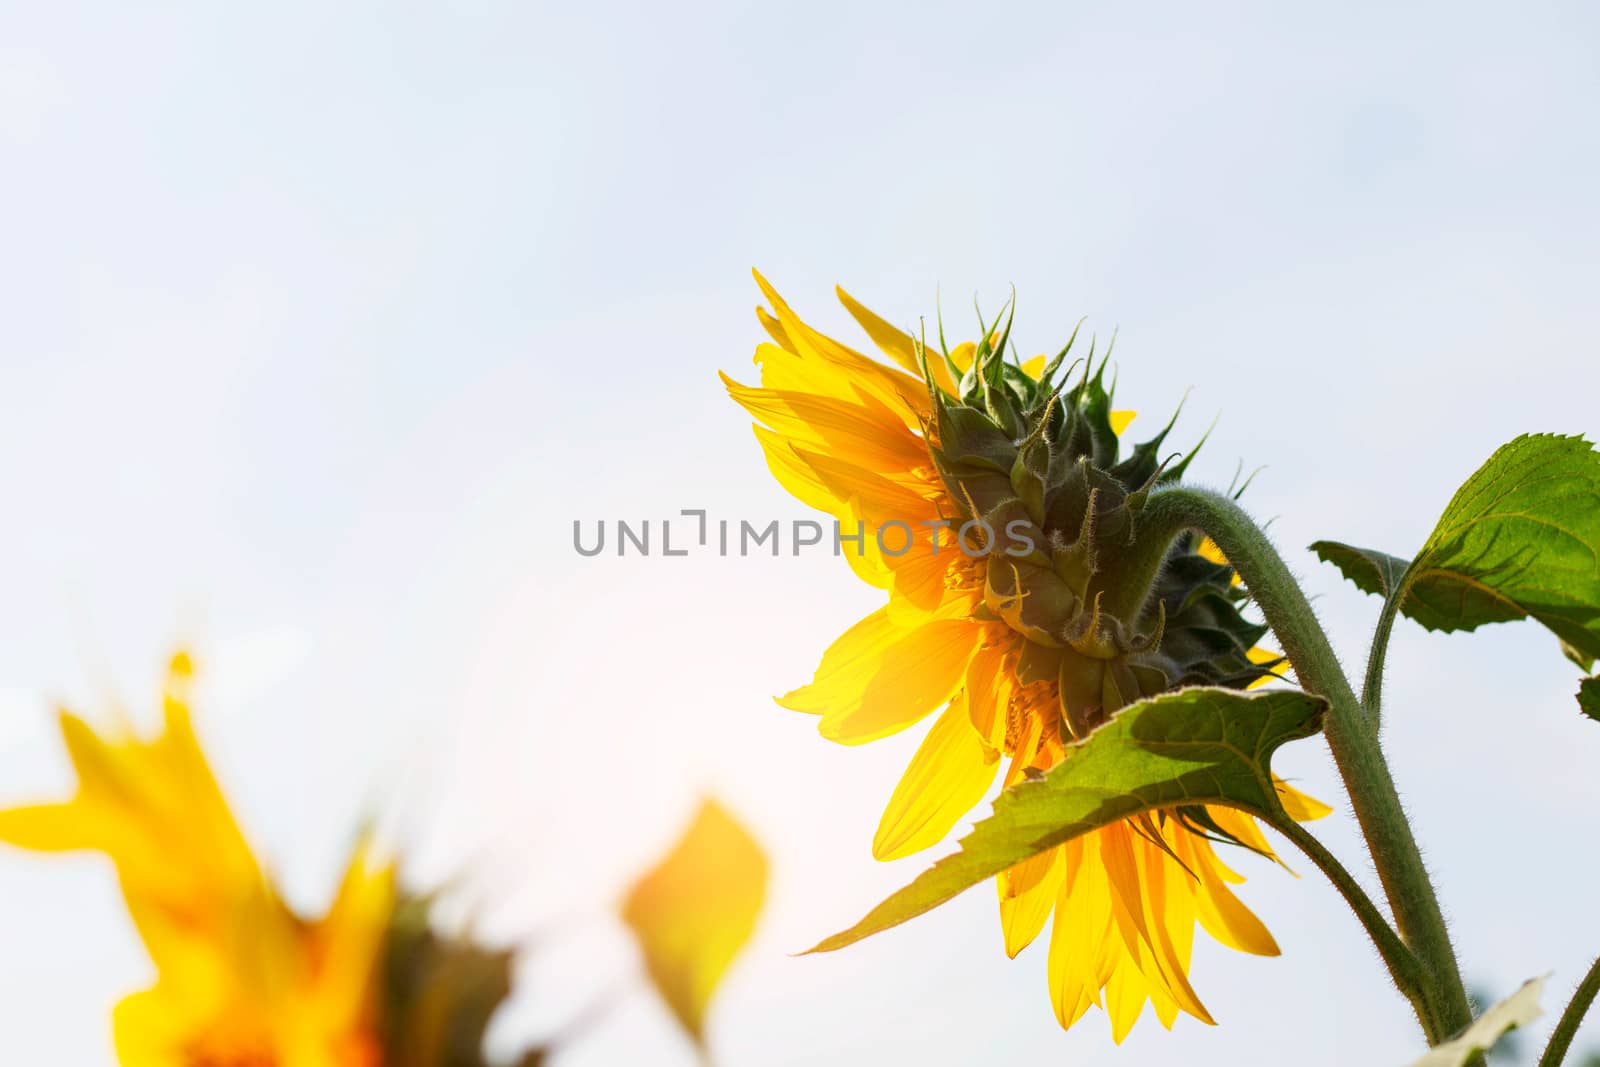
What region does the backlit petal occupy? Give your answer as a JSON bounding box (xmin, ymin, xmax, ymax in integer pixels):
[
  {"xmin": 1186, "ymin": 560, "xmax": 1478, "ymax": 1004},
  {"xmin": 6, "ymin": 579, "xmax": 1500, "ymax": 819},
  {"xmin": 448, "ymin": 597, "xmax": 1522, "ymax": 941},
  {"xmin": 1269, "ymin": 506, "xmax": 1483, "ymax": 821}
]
[
  {"xmin": 819, "ymin": 619, "xmax": 980, "ymax": 744},
  {"xmin": 873, "ymin": 697, "xmax": 1000, "ymax": 860}
]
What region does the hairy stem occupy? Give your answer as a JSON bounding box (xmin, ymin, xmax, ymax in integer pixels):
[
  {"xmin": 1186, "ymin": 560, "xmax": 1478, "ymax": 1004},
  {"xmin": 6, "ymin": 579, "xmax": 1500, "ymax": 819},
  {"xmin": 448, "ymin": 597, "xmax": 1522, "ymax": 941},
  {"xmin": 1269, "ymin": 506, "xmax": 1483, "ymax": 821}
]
[
  {"xmin": 1539, "ymin": 956, "xmax": 1600, "ymax": 1067},
  {"xmin": 1272, "ymin": 817, "xmax": 1431, "ymax": 1031},
  {"xmin": 1362, "ymin": 585, "xmax": 1407, "ymax": 726},
  {"xmin": 1137, "ymin": 486, "xmax": 1473, "ymax": 1045}
]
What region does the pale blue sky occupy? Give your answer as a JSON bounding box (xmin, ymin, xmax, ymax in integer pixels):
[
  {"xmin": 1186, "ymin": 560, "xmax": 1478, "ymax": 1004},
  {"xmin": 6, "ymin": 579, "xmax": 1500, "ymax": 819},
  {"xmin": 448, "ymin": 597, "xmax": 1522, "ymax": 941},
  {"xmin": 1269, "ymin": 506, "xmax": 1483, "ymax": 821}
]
[{"xmin": 1, "ymin": 2, "xmax": 1597, "ymax": 1064}]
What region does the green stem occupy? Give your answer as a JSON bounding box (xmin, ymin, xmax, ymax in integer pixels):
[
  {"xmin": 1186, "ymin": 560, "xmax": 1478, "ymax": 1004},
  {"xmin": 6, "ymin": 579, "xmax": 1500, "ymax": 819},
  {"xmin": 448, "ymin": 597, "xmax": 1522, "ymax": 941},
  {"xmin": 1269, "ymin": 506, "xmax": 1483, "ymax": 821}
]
[
  {"xmin": 1539, "ymin": 956, "xmax": 1600, "ymax": 1067},
  {"xmin": 1361, "ymin": 585, "xmax": 1407, "ymax": 725},
  {"xmin": 1272, "ymin": 817, "xmax": 1431, "ymax": 1030},
  {"xmin": 1137, "ymin": 486, "xmax": 1474, "ymax": 1045}
]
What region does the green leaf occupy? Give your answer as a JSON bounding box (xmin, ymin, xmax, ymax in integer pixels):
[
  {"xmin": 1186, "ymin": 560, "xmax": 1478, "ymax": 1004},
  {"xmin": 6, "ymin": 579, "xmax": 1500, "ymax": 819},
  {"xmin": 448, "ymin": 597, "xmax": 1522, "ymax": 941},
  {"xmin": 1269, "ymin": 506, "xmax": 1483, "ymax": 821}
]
[
  {"xmin": 1315, "ymin": 434, "xmax": 1600, "ymax": 660},
  {"xmin": 1580, "ymin": 675, "xmax": 1600, "ymax": 724},
  {"xmin": 807, "ymin": 686, "xmax": 1326, "ymax": 953},
  {"xmin": 1407, "ymin": 975, "xmax": 1546, "ymax": 1067},
  {"xmin": 621, "ymin": 798, "xmax": 768, "ymax": 1046},
  {"xmin": 1309, "ymin": 540, "xmax": 1411, "ymax": 600}
]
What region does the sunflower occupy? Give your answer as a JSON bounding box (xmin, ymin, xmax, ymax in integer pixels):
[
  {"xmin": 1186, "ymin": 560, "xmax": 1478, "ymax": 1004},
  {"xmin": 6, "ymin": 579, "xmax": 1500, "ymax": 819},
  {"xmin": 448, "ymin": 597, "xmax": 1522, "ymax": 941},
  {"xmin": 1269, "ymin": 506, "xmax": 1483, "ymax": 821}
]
[
  {"xmin": 0, "ymin": 652, "xmax": 391, "ymax": 1066},
  {"xmin": 725, "ymin": 272, "xmax": 1330, "ymax": 1040},
  {"xmin": 0, "ymin": 653, "xmax": 533, "ymax": 1067}
]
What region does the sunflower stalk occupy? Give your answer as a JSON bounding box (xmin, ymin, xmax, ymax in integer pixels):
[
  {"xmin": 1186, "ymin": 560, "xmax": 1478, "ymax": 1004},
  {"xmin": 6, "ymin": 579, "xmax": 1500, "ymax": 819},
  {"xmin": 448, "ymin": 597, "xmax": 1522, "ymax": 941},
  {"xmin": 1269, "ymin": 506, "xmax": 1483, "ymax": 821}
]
[
  {"xmin": 1539, "ymin": 955, "xmax": 1600, "ymax": 1067},
  {"xmin": 1134, "ymin": 485, "xmax": 1476, "ymax": 1047}
]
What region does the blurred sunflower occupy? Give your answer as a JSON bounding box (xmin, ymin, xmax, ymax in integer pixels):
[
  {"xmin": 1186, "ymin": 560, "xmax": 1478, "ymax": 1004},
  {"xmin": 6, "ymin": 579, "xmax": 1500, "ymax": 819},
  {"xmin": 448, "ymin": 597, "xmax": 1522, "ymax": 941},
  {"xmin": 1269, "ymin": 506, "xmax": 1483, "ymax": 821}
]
[
  {"xmin": 0, "ymin": 652, "xmax": 538, "ymax": 1067},
  {"xmin": 725, "ymin": 273, "xmax": 1330, "ymax": 1040}
]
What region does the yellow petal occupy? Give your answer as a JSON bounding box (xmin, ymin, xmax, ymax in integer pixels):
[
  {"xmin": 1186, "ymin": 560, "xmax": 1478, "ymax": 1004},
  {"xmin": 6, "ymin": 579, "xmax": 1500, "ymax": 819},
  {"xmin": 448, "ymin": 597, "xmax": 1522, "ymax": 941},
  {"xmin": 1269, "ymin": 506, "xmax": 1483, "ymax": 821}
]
[
  {"xmin": 1048, "ymin": 835, "xmax": 1111, "ymax": 1029},
  {"xmin": 620, "ymin": 798, "xmax": 768, "ymax": 1045},
  {"xmin": 1020, "ymin": 354, "xmax": 1047, "ymax": 379},
  {"xmin": 777, "ymin": 608, "xmax": 900, "ymax": 716},
  {"xmin": 755, "ymin": 305, "xmax": 791, "ymax": 350},
  {"xmin": 1002, "ymin": 713, "xmax": 1045, "ymax": 787},
  {"xmin": 1104, "ymin": 955, "xmax": 1148, "ymax": 1043},
  {"xmin": 1178, "ymin": 830, "xmax": 1280, "ymax": 957},
  {"xmin": 836, "ymin": 497, "xmax": 895, "ymax": 592},
  {"xmin": 750, "ymin": 425, "xmax": 852, "ymax": 518},
  {"xmin": 114, "ymin": 984, "xmax": 211, "ymax": 1067},
  {"xmin": 0, "ymin": 801, "xmax": 92, "ymax": 852},
  {"xmin": 791, "ymin": 443, "xmax": 943, "ymax": 527},
  {"xmin": 1206, "ymin": 804, "xmax": 1283, "ymax": 866},
  {"xmin": 997, "ymin": 846, "xmax": 1064, "ymax": 958},
  {"xmin": 963, "ymin": 641, "xmax": 1011, "ymax": 751},
  {"xmin": 834, "ymin": 285, "xmax": 960, "ymax": 395},
  {"xmin": 721, "ymin": 371, "xmax": 928, "ymax": 475},
  {"xmin": 1130, "ymin": 829, "xmax": 1212, "ymax": 1026},
  {"xmin": 819, "ymin": 618, "xmax": 980, "ymax": 744},
  {"xmin": 752, "ymin": 270, "xmax": 928, "ymax": 427},
  {"xmin": 1110, "ymin": 410, "xmax": 1136, "ymax": 435},
  {"xmin": 310, "ymin": 842, "xmax": 397, "ymax": 1025},
  {"xmin": 834, "ymin": 285, "xmax": 921, "ymax": 373},
  {"xmin": 1245, "ymin": 645, "xmax": 1291, "ymax": 688},
  {"xmin": 882, "ymin": 538, "xmax": 967, "ymax": 615},
  {"xmin": 1198, "ymin": 535, "xmax": 1243, "ymax": 587},
  {"xmin": 872, "ymin": 697, "xmax": 999, "ymax": 860},
  {"xmin": 1275, "ymin": 779, "xmax": 1333, "ymax": 821}
]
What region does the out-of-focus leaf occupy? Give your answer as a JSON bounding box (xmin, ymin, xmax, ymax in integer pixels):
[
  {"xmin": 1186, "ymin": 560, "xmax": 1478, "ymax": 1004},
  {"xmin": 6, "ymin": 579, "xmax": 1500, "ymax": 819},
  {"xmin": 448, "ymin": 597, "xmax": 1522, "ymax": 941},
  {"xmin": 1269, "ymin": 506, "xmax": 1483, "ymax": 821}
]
[
  {"xmin": 1407, "ymin": 976, "xmax": 1545, "ymax": 1067},
  {"xmin": 808, "ymin": 687, "xmax": 1325, "ymax": 953},
  {"xmin": 1314, "ymin": 435, "xmax": 1600, "ymax": 660},
  {"xmin": 1579, "ymin": 675, "xmax": 1600, "ymax": 723},
  {"xmin": 621, "ymin": 798, "xmax": 768, "ymax": 1046}
]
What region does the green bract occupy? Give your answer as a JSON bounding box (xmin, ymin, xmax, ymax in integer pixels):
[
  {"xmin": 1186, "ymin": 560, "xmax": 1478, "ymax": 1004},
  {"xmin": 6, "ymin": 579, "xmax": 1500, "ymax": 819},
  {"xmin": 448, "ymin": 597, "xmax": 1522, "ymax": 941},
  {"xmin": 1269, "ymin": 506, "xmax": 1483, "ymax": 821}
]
[{"xmin": 922, "ymin": 323, "xmax": 1277, "ymax": 741}]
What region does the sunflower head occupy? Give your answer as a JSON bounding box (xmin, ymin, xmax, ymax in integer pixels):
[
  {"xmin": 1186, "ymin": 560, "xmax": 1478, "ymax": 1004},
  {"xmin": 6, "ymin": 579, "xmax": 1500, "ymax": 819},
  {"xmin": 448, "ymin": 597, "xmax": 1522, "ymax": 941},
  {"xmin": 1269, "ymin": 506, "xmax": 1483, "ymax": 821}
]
[
  {"xmin": 917, "ymin": 314, "xmax": 1275, "ymax": 743},
  {"xmin": 727, "ymin": 277, "xmax": 1332, "ymax": 1039}
]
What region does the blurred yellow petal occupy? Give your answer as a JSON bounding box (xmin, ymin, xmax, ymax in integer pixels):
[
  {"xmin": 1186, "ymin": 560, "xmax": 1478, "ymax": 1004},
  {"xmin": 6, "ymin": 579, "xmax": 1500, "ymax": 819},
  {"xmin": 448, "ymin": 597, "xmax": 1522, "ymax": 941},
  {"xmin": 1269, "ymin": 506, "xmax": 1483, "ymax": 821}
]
[
  {"xmin": 311, "ymin": 843, "xmax": 397, "ymax": 1026},
  {"xmin": 873, "ymin": 697, "xmax": 1000, "ymax": 860},
  {"xmin": 621, "ymin": 798, "xmax": 768, "ymax": 1046},
  {"xmin": 3, "ymin": 655, "xmax": 393, "ymax": 1066},
  {"xmin": 0, "ymin": 801, "xmax": 92, "ymax": 852},
  {"xmin": 1110, "ymin": 410, "xmax": 1136, "ymax": 435}
]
